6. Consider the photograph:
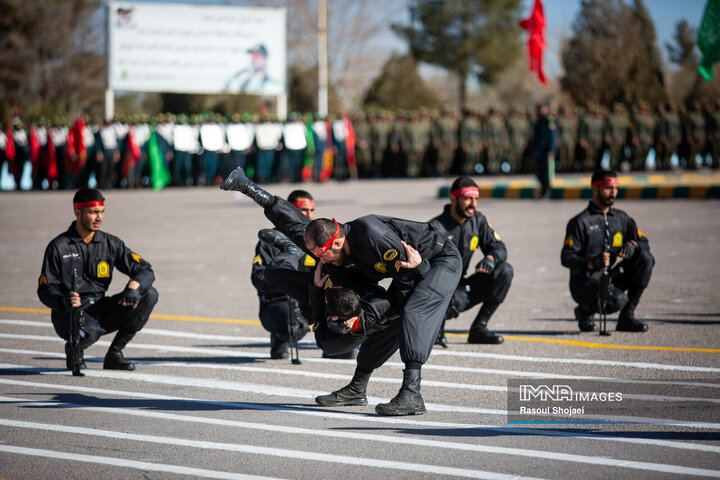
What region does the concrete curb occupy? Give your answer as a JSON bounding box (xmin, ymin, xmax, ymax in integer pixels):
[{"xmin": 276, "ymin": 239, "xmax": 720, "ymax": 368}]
[{"xmin": 437, "ymin": 172, "xmax": 720, "ymax": 200}]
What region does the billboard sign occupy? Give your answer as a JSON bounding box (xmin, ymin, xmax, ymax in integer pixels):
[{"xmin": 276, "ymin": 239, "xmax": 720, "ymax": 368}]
[{"xmin": 108, "ymin": 2, "xmax": 286, "ymax": 96}]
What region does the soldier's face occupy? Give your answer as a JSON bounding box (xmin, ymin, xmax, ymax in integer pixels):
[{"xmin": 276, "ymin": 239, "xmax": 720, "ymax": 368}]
[
  {"xmin": 594, "ymin": 186, "xmax": 617, "ymax": 207},
  {"xmin": 453, "ymin": 196, "xmax": 477, "ymax": 219},
  {"xmin": 75, "ymin": 207, "xmax": 104, "ymax": 232},
  {"xmin": 310, "ymin": 238, "xmax": 346, "ymax": 266},
  {"xmin": 296, "ymin": 197, "xmax": 315, "ymax": 220}
]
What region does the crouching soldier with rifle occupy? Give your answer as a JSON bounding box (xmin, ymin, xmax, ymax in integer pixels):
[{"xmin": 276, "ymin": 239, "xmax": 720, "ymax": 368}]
[
  {"xmin": 561, "ymin": 170, "xmax": 654, "ymax": 332},
  {"xmin": 38, "ymin": 188, "xmax": 158, "ymax": 372}
]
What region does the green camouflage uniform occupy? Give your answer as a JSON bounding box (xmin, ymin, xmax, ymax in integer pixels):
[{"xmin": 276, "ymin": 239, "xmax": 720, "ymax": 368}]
[
  {"xmin": 685, "ymin": 104, "xmax": 706, "ymax": 169},
  {"xmin": 506, "ymin": 108, "xmax": 531, "ymax": 173},
  {"xmin": 458, "ymin": 110, "xmax": 484, "ymax": 175},
  {"xmin": 607, "ymin": 105, "xmax": 630, "ymax": 170},
  {"xmin": 556, "ymin": 107, "xmax": 578, "ymax": 172},
  {"xmin": 655, "ymin": 105, "xmax": 681, "ymax": 170},
  {"xmin": 630, "ymin": 104, "xmax": 656, "ymax": 170},
  {"xmin": 484, "ymin": 109, "xmax": 509, "ymax": 174},
  {"xmin": 433, "ymin": 110, "xmax": 458, "ymax": 176}
]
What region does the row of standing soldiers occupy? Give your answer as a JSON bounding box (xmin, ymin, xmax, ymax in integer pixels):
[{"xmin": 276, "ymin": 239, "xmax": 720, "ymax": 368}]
[{"xmin": 353, "ymin": 100, "xmax": 720, "ymax": 178}]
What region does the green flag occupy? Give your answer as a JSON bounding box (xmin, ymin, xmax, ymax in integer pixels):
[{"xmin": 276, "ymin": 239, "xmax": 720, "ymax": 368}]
[
  {"xmin": 148, "ymin": 130, "xmax": 171, "ymax": 190},
  {"xmin": 698, "ymin": 0, "xmax": 720, "ymax": 81}
]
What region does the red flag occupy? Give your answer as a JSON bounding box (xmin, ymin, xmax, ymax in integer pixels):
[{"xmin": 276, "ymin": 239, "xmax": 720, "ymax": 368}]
[
  {"xmin": 122, "ymin": 126, "xmax": 141, "ymax": 178},
  {"xmin": 518, "ymin": 0, "xmax": 547, "ymax": 85},
  {"xmin": 67, "ymin": 117, "xmax": 87, "ymax": 173},
  {"xmin": 46, "ymin": 131, "xmax": 57, "ymax": 183},
  {"xmin": 5, "ymin": 121, "xmax": 15, "ymax": 161},
  {"xmin": 343, "ymin": 114, "xmax": 356, "ymax": 166},
  {"xmin": 29, "ymin": 124, "xmax": 40, "ymax": 166}
]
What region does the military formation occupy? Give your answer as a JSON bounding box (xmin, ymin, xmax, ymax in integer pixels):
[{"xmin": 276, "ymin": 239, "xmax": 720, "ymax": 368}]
[{"xmin": 2, "ymin": 100, "xmax": 720, "ymax": 191}]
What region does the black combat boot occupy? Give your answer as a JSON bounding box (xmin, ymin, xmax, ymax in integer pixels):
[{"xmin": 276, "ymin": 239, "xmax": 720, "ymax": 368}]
[
  {"xmin": 270, "ymin": 333, "xmax": 289, "ymax": 359},
  {"xmin": 315, "ymin": 368, "xmax": 372, "ymax": 406},
  {"xmin": 616, "ymin": 289, "xmax": 648, "ymax": 332},
  {"xmin": 468, "ymin": 302, "xmax": 504, "ymax": 344},
  {"xmin": 575, "ymin": 305, "xmax": 598, "ymax": 332},
  {"xmin": 220, "ymin": 167, "xmax": 275, "ymax": 208},
  {"xmin": 375, "ymin": 368, "xmax": 426, "ymax": 416},
  {"xmin": 65, "ymin": 342, "xmax": 87, "ymax": 371},
  {"xmin": 103, "ymin": 331, "xmax": 136, "ymax": 370},
  {"xmin": 434, "ymin": 320, "xmax": 448, "ymax": 348}
]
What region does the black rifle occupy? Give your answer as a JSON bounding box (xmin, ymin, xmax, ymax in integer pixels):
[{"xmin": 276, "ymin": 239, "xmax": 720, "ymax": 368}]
[
  {"xmin": 70, "ymin": 268, "xmax": 93, "ymax": 376},
  {"xmin": 287, "ymin": 298, "xmax": 302, "ymax": 365},
  {"xmin": 597, "ymin": 219, "xmax": 624, "ymax": 336}
]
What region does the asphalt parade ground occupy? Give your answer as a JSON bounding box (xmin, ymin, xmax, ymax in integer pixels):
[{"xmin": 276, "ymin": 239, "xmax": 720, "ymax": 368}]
[{"xmin": 1, "ymin": 173, "xmax": 719, "ymax": 479}]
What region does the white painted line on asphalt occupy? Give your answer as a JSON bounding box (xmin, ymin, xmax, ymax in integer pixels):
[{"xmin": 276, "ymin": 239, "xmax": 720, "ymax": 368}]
[
  {"xmin": 2, "ymin": 409, "xmax": 720, "ymax": 477},
  {"xmin": 4, "ymin": 347, "xmax": 720, "ymax": 400},
  {"xmin": 3, "ymin": 333, "xmax": 720, "ymax": 392},
  {"xmin": 0, "ymin": 419, "xmax": 546, "ymax": 480},
  {"xmin": 1, "ymin": 379, "xmax": 719, "ymax": 454},
  {"xmin": 1, "ymin": 364, "xmax": 719, "ymax": 428},
  {"xmin": 4, "ymin": 318, "xmax": 719, "ymax": 372},
  {"xmin": 0, "ymin": 444, "xmax": 281, "ymax": 480}
]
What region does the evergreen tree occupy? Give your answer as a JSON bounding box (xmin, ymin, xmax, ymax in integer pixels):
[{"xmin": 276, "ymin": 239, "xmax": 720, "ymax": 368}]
[
  {"xmin": 393, "ymin": 0, "xmax": 523, "ymax": 109},
  {"xmin": 363, "ymin": 54, "xmax": 438, "ymax": 111}
]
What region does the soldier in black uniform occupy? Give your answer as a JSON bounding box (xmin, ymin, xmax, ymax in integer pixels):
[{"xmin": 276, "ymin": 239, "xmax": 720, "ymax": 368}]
[
  {"xmin": 220, "ymin": 166, "xmax": 462, "ymax": 416},
  {"xmin": 251, "ymin": 190, "xmax": 315, "ymax": 359},
  {"xmin": 561, "ymin": 170, "xmax": 653, "ymax": 333},
  {"xmin": 37, "ymin": 188, "xmax": 158, "ymax": 371},
  {"xmin": 430, "ymin": 177, "xmax": 513, "ymax": 346}
]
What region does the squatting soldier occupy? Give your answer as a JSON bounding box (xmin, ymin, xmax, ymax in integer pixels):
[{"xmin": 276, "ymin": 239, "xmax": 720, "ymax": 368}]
[
  {"xmin": 484, "ymin": 108, "xmax": 509, "ymax": 175},
  {"xmin": 556, "ymin": 106, "xmax": 578, "ymax": 173},
  {"xmin": 506, "ymin": 106, "xmax": 531, "ymax": 174},
  {"xmin": 561, "ymin": 170, "xmax": 654, "ymax": 333},
  {"xmin": 655, "ymin": 103, "xmax": 682, "ymax": 170}
]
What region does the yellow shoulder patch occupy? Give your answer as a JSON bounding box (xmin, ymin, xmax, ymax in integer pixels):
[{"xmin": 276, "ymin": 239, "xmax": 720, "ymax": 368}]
[
  {"xmin": 564, "ymin": 236, "xmax": 573, "ymax": 248},
  {"xmin": 612, "ymin": 232, "xmax": 623, "ymax": 247},
  {"xmin": 469, "ymin": 236, "xmax": 479, "ymax": 251},
  {"xmin": 637, "ymin": 228, "xmax": 644, "ymax": 238},
  {"xmin": 38, "ymin": 274, "xmax": 47, "ymax": 286},
  {"xmin": 97, "ymin": 261, "xmax": 110, "ymax": 278},
  {"xmin": 253, "ymin": 254, "xmax": 262, "ymax": 266},
  {"xmin": 383, "ymin": 249, "xmax": 398, "ymax": 261},
  {"xmin": 131, "ymin": 253, "xmax": 142, "ymax": 263},
  {"xmin": 304, "ymin": 255, "xmax": 316, "ymax": 267},
  {"xmin": 493, "ymin": 231, "xmax": 502, "ymax": 242},
  {"xmin": 374, "ymin": 262, "xmax": 387, "ymax": 273}
]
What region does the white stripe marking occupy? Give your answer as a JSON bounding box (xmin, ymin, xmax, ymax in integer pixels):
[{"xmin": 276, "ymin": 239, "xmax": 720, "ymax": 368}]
[
  {"xmin": 0, "ymin": 419, "xmax": 546, "ymax": 480},
  {"xmin": 0, "ymin": 444, "xmax": 281, "ymax": 480},
  {"xmin": 1, "ymin": 378, "xmax": 719, "ymax": 455}
]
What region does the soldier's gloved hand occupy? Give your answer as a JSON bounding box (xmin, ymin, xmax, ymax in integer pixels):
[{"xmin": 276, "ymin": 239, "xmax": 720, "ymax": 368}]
[
  {"xmin": 475, "ymin": 257, "xmax": 495, "ymax": 274},
  {"xmin": 118, "ymin": 286, "xmax": 140, "ymax": 309},
  {"xmin": 618, "ymin": 241, "xmax": 637, "ymax": 260}
]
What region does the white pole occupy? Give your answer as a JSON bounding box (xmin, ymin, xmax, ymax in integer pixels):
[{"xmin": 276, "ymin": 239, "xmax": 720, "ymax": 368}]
[
  {"xmin": 318, "ymin": 0, "xmax": 328, "ymax": 117},
  {"xmin": 105, "ymin": 1, "xmax": 114, "ymax": 121}
]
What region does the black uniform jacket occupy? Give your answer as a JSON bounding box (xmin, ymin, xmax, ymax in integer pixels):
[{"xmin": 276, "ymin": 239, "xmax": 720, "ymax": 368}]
[
  {"xmin": 561, "ymin": 201, "xmax": 649, "ymax": 278},
  {"xmin": 430, "ymin": 205, "xmax": 507, "ymax": 275},
  {"xmin": 37, "ymin": 222, "xmax": 155, "ymax": 312},
  {"xmin": 265, "ymin": 197, "xmax": 447, "ymax": 307},
  {"xmin": 251, "ymin": 234, "xmax": 317, "ymax": 302}
]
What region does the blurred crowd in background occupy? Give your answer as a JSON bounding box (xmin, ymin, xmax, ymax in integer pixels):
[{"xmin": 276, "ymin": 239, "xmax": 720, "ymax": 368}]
[{"xmin": 2, "ymin": 100, "xmax": 719, "ymax": 191}]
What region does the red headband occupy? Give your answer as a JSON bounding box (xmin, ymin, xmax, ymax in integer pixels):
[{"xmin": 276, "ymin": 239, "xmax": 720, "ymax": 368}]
[
  {"xmin": 73, "ymin": 200, "xmax": 104, "ymax": 209},
  {"xmin": 311, "ymin": 218, "xmax": 340, "ymax": 257},
  {"xmin": 292, "ymin": 199, "xmax": 315, "ymax": 209},
  {"xmin": 450, "ymin": 186, "xmax": 479, "ymax": 198},
  {"xmin": 591, "ymin": 177, "xmax": 619, "ymax": 187}
]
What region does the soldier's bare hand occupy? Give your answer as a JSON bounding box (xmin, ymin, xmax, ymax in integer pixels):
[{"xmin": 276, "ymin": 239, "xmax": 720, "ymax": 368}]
[
  {"xmin": 69, "ymin": 291, "xmax": 81, "ymax": 309},
  {"xmin": 314, "ymin": 263, "xmax": 329, "ymax": 288},
  {"xmin": 397, "ymin": 241, "xmax": 422, "ymax": 269}
]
